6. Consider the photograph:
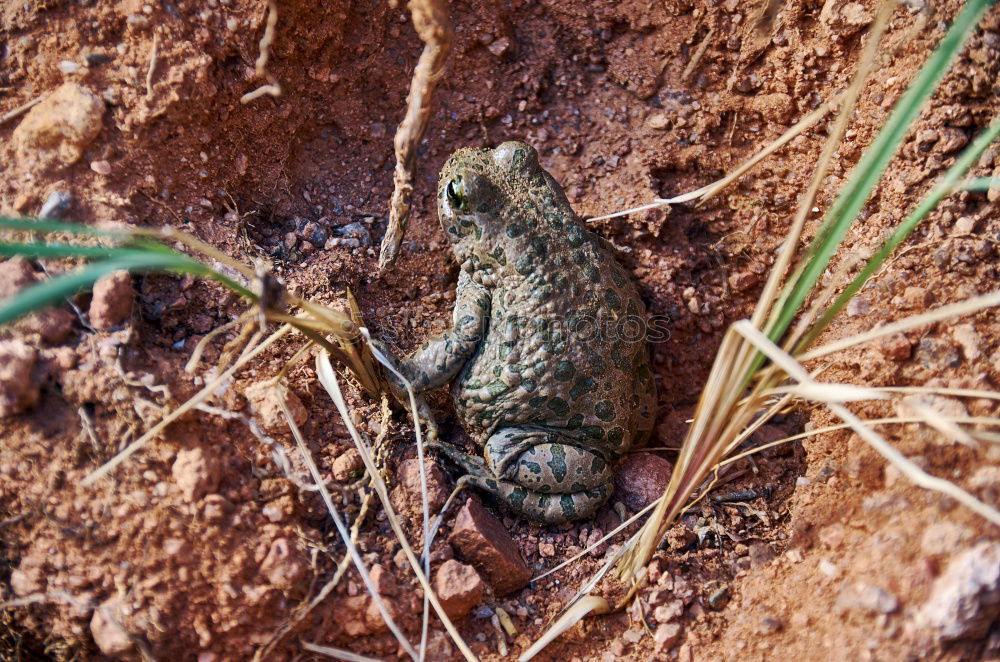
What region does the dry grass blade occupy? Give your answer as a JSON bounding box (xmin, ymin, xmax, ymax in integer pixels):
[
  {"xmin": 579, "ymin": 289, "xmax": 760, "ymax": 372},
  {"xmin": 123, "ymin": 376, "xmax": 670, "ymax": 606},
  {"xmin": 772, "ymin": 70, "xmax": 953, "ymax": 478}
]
[
  {"xmin": 733, "ymin": 320, "xmax": 1000, "ymax": 526},
  {"xmin": 799, "ymin": 290, "xmax": 1000, "ymax": 362},
  {"xmin": 274, "ymin": 385, "xmax": 419, "ymax": 660},
  {"xmin": 517, "ymin": 596, "xmax": 611, "ymax": 662},
  {"xmin": 301, "ymin": 641, "xmax": 382, "ymax": 662},
  {"xmin": 315, "ymin": 354, "xmax": 479, "ymax": 662},
  {"xmin": 586, "ymin": 90, "xmax": 841, "ymax": 223},
  {"xmin": 378, "ymin": 0, "xmax": 453, "ymax": 269},
  {"xmin": 899, "ymin": 398, "xmax": 979, "ymax": 448}
]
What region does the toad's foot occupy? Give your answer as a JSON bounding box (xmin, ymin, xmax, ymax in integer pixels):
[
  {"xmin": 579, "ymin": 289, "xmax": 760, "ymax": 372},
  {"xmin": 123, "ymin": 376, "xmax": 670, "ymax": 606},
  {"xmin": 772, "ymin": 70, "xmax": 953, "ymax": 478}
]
[{"xmin": 430, "ymin": 427, "xmax": 612, "ymax": 524}]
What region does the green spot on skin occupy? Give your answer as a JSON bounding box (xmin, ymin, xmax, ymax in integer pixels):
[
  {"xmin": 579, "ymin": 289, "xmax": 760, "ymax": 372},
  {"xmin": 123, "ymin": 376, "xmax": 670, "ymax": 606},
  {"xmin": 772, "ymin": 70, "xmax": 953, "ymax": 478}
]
[
  {"xmin": 499, "ymin": 342, "xmax": 515, "ymax": 359},
  {"xmin": 566, "ymin": 413, "xmax": 583, "ymax": 430},
  {"xmin": 529, "ymin": 395, "xmax": 546, "ymax": 408},
  {"xmin": 610, "ymin": 266, "xmax": 627, "ymax": 287},
  {"xmin": 487, "ymin": 381, "xmax": 509, "ymax": 397},
  {"xmin": 595, "ymin": 400, "xmax": 615, "ymax": 421},
  {"xmin": 607, "ymin": 427, "xmax": 625, "ymax": 448},
  {"xmin": 570, "ymin": 376, "xmax": 596, "ymax": 400},
  {"xmin": 567, "ymin": 224, "xmax": 585, "ymax": 247},
  {"xmin": 591, "ymin": 455, "xmax": 607, "ymax": 474},
  {"xmin": 521, "ymin": 378, "xmax": 537, "ymax": 392},
  {"xmin": 531, "ymin": 237, "xmax": 548, "ymax": 259},
  {"xmin": 547, "ymin": 398, "xmax": 569, "ymax": 416},
  {"xmin": 606, "ymin": 289, "xmax": 621, "ymax": 310},
  {"xmin": 581, "ymin": 425, "xmax": 605, "ymax": 440},
  {"xmin": 506, "ymin": 223, "xmax": 525, "ymax": 238},
  {"xmin": 548, "ymin": 445, "xmax": 568, "ymax": 482},
  {"xmin": 560, "ymin": 495, "xmax": 577, "ymax": 519},
  {"xmin": 554, "ymin": 360, "xmax": 575, "ymax": 381},
  {"xmin": 515, "ymin": 255, "xmax": 534, "ymax": 275},
  {"xmin": 585, "ymin": 264, "xmax": 601, "ymax": 282},
  {"xmin": 523, "ymin": 461, "xmax": 542, "ymax": 475},
  {"xmin": 509, "ymin": 487, "xmax": 527, "ymax": 510}
]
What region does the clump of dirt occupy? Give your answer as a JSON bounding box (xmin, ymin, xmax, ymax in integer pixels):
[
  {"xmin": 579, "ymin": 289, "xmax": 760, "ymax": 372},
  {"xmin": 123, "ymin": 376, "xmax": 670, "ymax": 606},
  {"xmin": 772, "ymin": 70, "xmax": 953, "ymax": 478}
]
[{"xmin": 1, "ymin": 0, "xmax": 999, "ymax": 660}]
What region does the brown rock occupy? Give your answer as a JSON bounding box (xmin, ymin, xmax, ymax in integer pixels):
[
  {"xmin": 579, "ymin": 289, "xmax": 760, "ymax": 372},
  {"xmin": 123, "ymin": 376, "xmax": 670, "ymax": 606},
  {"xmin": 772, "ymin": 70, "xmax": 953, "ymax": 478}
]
[
  {"xmin": 390, "ymin": 458, "xmax": 450, "ymax": 521},
  {"xmin": 902, "ymin": 286, "xmax": 933, "ymax": 309},
  {"xmin": 90, "ymin": 599, "xmax": 132, "ymax": 656},
  {"xmin": 448, "ymin": 499, "xmax": 531, "ymax": 595},
  {"xmin": 0, "ymin": 257, "xmax": 75, "ymax": 344},
  {"xmin": 332, "ymin": 448, "xmax": 364, "ymax": 482},
  {"xmin": 244, "ymin": 382, "xmax": 308, "ymax": 434},
  {"xmin": 748, "ymin": 542, "xmax": 777, "ymax": 567},
  {"xmin": 877, "ymin": 334, "xmax": 912, "ymax": 361},
  {"xmin": 434, "ymin": 559, "xmax": 485, "ymax": 619},
  {"xmin": 613, "ymin": 453, "xmax": 673, "ymax": 511},
  {"xmin": 89, "ymin": 270, "xmax": 133, "ymax": 329},
  {"xmin": 916, "ymin": 542, "xmax": 1000, "ymax": 640},
  {"xmin": 13, "ymin": 83, "xmax": 106, "ymax": 169},
  {"xmin": 171, "ymin": 447, "xmax": 220, "ymax": 502},
  {"xmin": 0, "ymin": 340, "xmax": 39, "ymax": 417},
  {"xmin": 259, "ymin": 537, "xmax": 307, "ymax": 590},
  {"xmin": 653, "ymin": 622, "xmax": 681, "ymax": 651}
]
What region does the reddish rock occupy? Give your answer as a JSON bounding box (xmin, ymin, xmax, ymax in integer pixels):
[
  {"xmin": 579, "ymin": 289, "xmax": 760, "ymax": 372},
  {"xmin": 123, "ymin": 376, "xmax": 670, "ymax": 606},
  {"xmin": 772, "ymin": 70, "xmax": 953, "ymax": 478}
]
[
  {"xmin": 877, "ymin": 334, "xmax": 912, "ymax": 361},
  {"xmin": 259, "ymin": 537, "xmax": 307, "ymax": 590},
  {"xmin": 390, "ymin": 458, "xmax": 450, "ymax": 521},
  {"xmin": 0, "ymin": 340, "xmax": 39, "ymax": 417},
  {"xmin": 654, "ymin": 622, "xmax": 681, "ymax": 651},
  {"xmin": 916, "ymin": 542, "xmax": 1000, "ymax": 640},
  {"xmin": 448, "ymin": 499, "xmax": 531, "ymax": 596},
  {"xmin": 171, "ymin": 447, "xmax": 220, "ymax": 502},
  {"xmin": 89, "ymin": 270, "xmax": 133, "ymax": 329},
  {"xmin": 13, "ymin": 82, "xmax": 105, "ymax": 168},
  {"xmin": 434, "ymin": 559, "xmax": 485, "ymax": 619},
  {"xmin": 90, "ymin": 598, "xmax": 132, "ymax": 656},
  {"xmin": 244, "ymin": 382, "xmax": 308, "ymax": 434},
  {"xmin": 0, "ymin": 257, "xmax": 75, "ymax": 344},
  {"xmin": 613, "ymin": 453, "xmax": 673, "ymax": 511},
  {"xmin": 332, "ymin": 448, "xmax": 364, "ymax": 482}
]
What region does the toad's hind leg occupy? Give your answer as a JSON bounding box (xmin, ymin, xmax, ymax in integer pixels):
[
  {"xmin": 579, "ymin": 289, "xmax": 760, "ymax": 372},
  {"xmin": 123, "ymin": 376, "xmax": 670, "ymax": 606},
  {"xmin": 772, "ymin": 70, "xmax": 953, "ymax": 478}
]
[{"xmin": 431, "ymin": 427, "xmax": 612, "ymax": 523}]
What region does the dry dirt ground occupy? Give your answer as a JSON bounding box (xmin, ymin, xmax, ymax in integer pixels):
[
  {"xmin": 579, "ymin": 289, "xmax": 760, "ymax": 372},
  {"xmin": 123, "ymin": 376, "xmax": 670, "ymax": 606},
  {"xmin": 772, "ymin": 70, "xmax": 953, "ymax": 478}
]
[{"xmin": 1, "ymin": 0, "xmax": 999, "ymax": 659}]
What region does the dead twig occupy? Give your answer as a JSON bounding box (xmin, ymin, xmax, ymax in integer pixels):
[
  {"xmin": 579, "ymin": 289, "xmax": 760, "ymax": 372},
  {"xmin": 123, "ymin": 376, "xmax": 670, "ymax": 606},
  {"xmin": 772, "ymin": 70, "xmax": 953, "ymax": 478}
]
[
  {"xmin": 378, "ymin": 0, "xmax": 453, "ymax": 269},
  {"xmin": 241, "ymin": 0, "xmax": 282, "ymax": 104},
  {"xmin": 0, "ymin": 96, "xmax": 42, "ymax": 125},
  {"xmin": 145, "ymin": 34, "xmax": 159, "ymax": 100}
]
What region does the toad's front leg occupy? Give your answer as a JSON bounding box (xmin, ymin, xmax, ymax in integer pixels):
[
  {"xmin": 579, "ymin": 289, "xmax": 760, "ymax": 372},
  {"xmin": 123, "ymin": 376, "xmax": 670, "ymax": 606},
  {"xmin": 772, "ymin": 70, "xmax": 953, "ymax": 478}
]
[{"xmin": 371, "ymin": 272, "xmax": 490, "ymax": 434}]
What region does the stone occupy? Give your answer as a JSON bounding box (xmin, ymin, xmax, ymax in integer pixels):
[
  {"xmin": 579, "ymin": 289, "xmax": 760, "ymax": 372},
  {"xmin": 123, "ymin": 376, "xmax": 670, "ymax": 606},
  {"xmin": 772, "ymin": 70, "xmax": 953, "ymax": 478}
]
[
  {"xmin": 448, "ymin": 498, "xmax": 532, "ymax": 595},
  {"xmin": 332, "ymin": 448, "xmax": 364, "ymax": 482},
  {"xmin": 13, "ymin": 83, "xmax": 105, "ymax": 169},
  {"xmin": 171, "ymin": 447, "xmax": 220, "ymax": 502},
  {"xmin": 920, "ymin": 521, "xmax": 975, "ymax": 556},
  {"xmin": 244, "ymin": 382, "xmax": 308, "ymax": 434},
  {"xmin": 0, "ymin": 256, "xmax": 74, "ymax": 344},
  {"xmin": 259, "ymin": 537, "xmax": 307, "ymax": 589},
  {"xmin": 653, "ymin": 622, "xmax": 681, "ymax": 651},
  {"xmin": 39, "ymin": 189, "xmax": 73, "ymax": 219},
  {"xmin": 90, "ymin": 599, "xmax": 132, "ymax": 656},
  {"xmin": 0, "ymin": 340, "xmax": 39, "ymax": 417},
  {"xmin": 748, "ymin": 542, "xmax": 777, "ymax": 567},
  {"xmin": 434, "ymin": 559, "xmax": 485, "ymax": 619},
  {"xmin": 820, "ymin": 0, "xmax": 872, "ymax": 37},
  {"xmin": 969, "ymin": 466, "xmax": 1000, "ymax": 505},
  {"xmin": 877, "ymin": 334, "xmax": 912, "ymax": 361},
  {"xmin": 613, "ymin": 453, "xmax": 673, "ymax": 511},
  {"xmin": 835, "ymin": 582, "xmax": 899, "ymax": 614},
  {"xmin": 951, "ymin": 323, "xmax": 982, "ymax": 361},
  {"xmin": 390, "ymin": 458, "xmax": 450, "ymax": 522},
  {"xmin": 89, "ymin": 270, "xmax": 133, "ymax": 329},
  {"xmin": 902, "ymin": 286, "xmax": 933, "ymax": 309},
  {"xmin": 916, "ymin": 543, "xmax": 1000, "ymax": 640},
  {"xmin": 653, "ymin": 599, "xmax": 684, "ymax": 623}
]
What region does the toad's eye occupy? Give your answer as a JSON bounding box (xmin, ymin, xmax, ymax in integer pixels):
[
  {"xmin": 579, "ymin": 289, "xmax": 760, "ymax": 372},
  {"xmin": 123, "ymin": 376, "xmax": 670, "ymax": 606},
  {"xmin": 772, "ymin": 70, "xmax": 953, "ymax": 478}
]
[{"xmin": 446, "ymin": 177, "xmax": 467, "ymax": 210}]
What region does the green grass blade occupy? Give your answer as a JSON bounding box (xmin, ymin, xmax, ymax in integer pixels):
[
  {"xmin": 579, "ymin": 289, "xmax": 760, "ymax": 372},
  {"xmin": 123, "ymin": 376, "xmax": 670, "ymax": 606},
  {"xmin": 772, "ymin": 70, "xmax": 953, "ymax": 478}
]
[
  {"xmin": 0, "ymin": 253, "xmax": 256, "ymax": 326},
  {"xmin": 768, "ymin": 0, "xmax": 995, "ymax": 342},
  {"xmin": 0, "ymin": 216, "xmax": 139, "ymax": 239},
  {"xmin": 0, "ymin": 242, "xmax": 159, "ymax": 260},
  {"xmin": 799, "ymin": 118, "xmax": 1000, "ymax": 351},
  {"xmin": 957, "ymin": 176, "xmax": 1000, "ymax": 192}
]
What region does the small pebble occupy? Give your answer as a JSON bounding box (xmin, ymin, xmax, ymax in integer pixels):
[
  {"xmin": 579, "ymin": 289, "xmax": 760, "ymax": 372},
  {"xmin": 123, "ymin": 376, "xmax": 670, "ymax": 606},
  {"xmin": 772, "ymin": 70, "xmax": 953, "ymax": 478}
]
[
  {"xmin": 90, "ymin": 160, "xmax": 112, "ymax": 176},
  {"xmin": 39, "ymin": 190, "xmax": 73, "ymax": 218},
  {"xmin": 58, "ymin": 60, "xmax": 80, "ymax": 74}
]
